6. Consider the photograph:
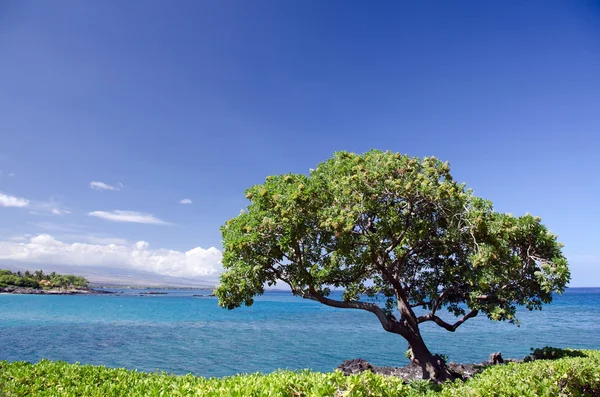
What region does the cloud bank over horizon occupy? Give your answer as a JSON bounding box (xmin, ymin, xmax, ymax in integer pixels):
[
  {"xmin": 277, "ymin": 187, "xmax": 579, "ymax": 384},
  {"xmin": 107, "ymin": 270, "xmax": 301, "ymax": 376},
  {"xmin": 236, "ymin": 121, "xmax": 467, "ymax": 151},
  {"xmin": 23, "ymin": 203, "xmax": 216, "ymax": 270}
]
[
  {"xmin": 0, "ymin": 234, "xmax": 223, "ymax": 280},
  {"xmin": 88, "ymin": 210, "xmax": 169, "ymax": 225}
]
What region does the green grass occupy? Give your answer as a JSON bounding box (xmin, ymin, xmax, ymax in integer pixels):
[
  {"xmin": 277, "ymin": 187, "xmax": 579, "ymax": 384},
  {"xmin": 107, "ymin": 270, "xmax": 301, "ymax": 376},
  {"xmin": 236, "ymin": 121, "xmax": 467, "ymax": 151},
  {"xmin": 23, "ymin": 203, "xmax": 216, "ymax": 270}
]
[{"xmin": 1, "ymin": 350, "xmax": 599, "ymax": 397}]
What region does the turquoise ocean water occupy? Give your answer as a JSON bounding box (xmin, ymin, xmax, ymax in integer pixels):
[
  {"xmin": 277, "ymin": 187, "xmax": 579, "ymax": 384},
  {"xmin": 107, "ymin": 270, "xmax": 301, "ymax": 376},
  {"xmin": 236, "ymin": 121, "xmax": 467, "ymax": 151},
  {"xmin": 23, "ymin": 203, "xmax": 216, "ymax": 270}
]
[{"xmin": 1, "ymin": 288, "xmax": 599, "ymax": 377}]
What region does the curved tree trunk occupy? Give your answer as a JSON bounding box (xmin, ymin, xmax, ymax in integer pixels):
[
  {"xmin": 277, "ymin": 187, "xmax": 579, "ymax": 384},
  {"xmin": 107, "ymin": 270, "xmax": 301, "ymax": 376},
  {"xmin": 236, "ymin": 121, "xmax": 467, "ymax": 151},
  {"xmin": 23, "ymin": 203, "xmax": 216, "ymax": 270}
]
[
  {"xmin": 393, "ymin": 289, "xmax": 455, "ymax": 382},
  {"xmin": 302, "ymin": 286, "xmax": 456, "ymax": 382},
  {"xmin": 406, "ymin": 331, "xmax": 455, "ymax": 382}
]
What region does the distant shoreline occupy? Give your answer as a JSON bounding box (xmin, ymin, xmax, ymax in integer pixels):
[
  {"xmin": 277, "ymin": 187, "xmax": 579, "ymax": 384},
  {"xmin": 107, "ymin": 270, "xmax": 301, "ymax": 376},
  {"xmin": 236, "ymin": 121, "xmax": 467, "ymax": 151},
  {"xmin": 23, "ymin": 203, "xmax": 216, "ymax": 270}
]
[
  {"xmin": 91, "ymin": 285, "xmax": 215, "ymax": 290},
  {"xmin": 0, "ymin": 286, "xmax": 114, "ymax": 295}
]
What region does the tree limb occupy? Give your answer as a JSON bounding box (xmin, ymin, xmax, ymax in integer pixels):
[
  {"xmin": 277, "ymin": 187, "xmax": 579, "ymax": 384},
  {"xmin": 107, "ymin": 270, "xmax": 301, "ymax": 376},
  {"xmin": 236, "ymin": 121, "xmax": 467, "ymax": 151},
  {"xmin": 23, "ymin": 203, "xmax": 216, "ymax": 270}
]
[
  {"xmin": 431, "ymin": 288, "xmax": 452, "ymax": 315},
  {"xmin": 417, "ymin": 309, "xmax": 479, "ymax": 332},
  {"xmin": 410, "ymin": 301, "xmax": 430, "ymax": 308},
  {"xmin": 306, "ymin": 285, "xmax": 401, "ymax": 334},
  {"xmin": 280, "ymin": 244, "xmax": 405, "ymax": 336}
]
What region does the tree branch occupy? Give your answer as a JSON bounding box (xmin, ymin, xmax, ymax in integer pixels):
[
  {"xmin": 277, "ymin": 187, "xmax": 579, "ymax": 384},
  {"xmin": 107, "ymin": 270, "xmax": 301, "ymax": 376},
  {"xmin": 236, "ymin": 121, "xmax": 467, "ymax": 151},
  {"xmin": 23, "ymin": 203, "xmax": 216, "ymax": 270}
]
[
  {"xmin": 385, "ymin": 200, "xmax": 416, "ymax": 255},
  {"xmin": 410, "ymin": 301, "xmax": 430, "ymax": 308},
  {"xmin": 417, "ymin": 309, "xmax": 479, "ymax": 332},
  {"xmin": 306, "ymin": 285, "xmax": 400, "ymax": 334},
  {"xmin": 476, "ymin": 294, "xmax": 507, "ymax": 304},
  {"xmin": 279, "ymin": 244, "xmax": 405, "ymax": 336},
  {"xmin": 431, "ymin": 288, "xmax": 452, "ymax": 315}
]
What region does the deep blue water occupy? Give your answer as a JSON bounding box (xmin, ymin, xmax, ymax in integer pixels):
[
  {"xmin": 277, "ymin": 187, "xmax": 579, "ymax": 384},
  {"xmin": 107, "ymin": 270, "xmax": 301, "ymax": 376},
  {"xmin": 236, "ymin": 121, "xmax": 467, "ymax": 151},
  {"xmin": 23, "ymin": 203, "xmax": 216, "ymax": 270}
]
[{"xmin": 1, "ymin": 288, "xmax": 599, "ymax": 377}]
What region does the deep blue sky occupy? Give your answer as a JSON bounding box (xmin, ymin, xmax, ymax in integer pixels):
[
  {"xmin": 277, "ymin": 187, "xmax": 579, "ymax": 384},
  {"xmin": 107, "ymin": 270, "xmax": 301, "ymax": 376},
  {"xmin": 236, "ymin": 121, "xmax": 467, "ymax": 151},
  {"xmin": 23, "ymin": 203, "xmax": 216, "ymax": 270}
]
[{"xmin": 0, "ymin": 1, "xmax": 598, "ymax": 285}]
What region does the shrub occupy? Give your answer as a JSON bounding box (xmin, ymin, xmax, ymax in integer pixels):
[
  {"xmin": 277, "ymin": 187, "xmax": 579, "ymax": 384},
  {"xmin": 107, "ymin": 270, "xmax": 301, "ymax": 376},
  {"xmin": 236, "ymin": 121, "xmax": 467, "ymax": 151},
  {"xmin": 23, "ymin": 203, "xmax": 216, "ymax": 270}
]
[
  {"xmin": 523, "ymin": 346, "xmax": 587, "ymax": 362},
  {"xmin": 438, "ymin": 350, "xmax": 600, "ymax": 397},
  {"xmin": 0, "ymin": 350, "xmax": 599, "ymax": 397}
]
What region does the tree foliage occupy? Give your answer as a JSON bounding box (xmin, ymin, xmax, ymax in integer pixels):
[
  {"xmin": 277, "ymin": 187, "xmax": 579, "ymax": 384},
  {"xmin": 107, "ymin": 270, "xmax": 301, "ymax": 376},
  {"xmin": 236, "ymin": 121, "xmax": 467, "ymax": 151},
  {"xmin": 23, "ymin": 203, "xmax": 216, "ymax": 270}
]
[
  {"xmin": 0, "ymin": 269, "xmax": 88, "ymax": 289},
  {"xmin": 215, "ymin": 150, "xmax": 569, "ymax": 379}
]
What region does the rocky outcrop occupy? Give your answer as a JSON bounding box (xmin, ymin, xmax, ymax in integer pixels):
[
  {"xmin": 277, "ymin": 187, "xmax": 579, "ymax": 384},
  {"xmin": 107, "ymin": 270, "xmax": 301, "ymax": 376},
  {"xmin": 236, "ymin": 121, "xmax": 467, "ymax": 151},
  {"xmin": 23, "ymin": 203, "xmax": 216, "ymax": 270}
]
[
  {"xmin": 489, "ymin": 352, "xmax": 504, "ymax": 364},
  {"xmin": 336, "ymin": 354, "xmax": 518, "ymax": 381},
  {"xmin": 336, "ymin": 359, "xmax": 376, "ymax": 375}
]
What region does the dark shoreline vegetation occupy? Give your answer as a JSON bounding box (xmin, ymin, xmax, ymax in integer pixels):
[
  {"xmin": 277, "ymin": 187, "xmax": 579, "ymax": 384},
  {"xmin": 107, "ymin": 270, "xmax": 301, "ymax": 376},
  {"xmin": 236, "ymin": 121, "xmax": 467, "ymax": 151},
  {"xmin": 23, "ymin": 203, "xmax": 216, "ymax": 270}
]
[
  {"xmin": 1, "ymin": 348, "xmax": 598, "ymax": 396},
  {"xmin": 0, "ymin": 269, "xmax": 103, "ymax": 295}
]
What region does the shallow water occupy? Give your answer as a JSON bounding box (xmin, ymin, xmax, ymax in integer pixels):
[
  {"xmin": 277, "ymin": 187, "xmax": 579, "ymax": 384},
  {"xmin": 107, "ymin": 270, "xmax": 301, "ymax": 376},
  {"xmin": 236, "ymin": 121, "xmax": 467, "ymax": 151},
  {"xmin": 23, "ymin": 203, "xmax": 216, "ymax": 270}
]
[{"xmin": 1, "ymin": 288, "xmax": 599, "ymax": 377}]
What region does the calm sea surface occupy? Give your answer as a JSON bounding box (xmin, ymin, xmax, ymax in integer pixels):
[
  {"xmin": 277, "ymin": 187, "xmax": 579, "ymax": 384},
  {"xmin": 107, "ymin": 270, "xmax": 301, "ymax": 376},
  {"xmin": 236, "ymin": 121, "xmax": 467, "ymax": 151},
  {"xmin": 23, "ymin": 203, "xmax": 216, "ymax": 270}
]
[{"xmin": 1, "ymin": 288, "xmax": 599, "ymax": 377}]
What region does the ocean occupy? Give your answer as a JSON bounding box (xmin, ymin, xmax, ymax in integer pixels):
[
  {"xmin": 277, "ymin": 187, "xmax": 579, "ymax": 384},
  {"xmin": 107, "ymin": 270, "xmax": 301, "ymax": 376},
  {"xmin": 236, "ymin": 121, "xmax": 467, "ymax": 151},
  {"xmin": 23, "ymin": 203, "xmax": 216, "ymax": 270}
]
[{"xmin": 1, "ymin": 288, "xmax": 599, "ymax": 377}]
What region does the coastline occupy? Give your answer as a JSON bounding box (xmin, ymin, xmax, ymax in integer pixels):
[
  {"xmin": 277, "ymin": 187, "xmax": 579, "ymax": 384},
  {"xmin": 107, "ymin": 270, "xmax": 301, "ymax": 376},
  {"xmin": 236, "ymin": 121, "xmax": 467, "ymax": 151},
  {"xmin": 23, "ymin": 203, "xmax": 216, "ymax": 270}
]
[{"xmin": 0, "ymin": 286, "xmax": 113, "ymax": 295}]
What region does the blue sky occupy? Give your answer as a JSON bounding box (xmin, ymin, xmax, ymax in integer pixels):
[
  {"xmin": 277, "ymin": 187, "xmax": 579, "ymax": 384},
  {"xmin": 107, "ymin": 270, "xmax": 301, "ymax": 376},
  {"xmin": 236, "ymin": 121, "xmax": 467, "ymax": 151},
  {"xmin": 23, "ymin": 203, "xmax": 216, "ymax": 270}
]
[{"xmin": 0, "ymin": 1, "xmax": 598, "ymax": 286}]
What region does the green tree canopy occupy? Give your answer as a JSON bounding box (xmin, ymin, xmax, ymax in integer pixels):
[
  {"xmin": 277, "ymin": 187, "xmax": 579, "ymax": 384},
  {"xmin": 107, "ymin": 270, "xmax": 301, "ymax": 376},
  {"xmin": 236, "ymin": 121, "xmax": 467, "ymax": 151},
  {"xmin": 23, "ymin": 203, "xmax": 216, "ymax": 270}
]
[
  {"xmin": 0, "ymin": 269, "xmax": 89, "ymax": 290},
  {"xmin": 215, "ymin": 150, "xmax": 569, "ymax": 381}
]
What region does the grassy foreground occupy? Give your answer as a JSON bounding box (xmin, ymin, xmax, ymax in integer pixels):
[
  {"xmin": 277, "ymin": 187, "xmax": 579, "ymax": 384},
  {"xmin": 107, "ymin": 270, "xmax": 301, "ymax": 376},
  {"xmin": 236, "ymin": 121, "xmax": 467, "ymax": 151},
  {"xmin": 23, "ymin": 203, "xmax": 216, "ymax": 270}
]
[{"xmin": 1, "ymin": 350, "xmax": 599, "ymax": 397}]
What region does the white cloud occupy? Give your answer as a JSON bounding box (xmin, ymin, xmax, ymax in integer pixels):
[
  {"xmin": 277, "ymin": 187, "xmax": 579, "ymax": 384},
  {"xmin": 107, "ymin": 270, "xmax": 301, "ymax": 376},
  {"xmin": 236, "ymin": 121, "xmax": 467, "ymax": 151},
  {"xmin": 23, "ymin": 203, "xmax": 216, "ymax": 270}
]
[
  {"xmin": 135, "ymin": 241, "xmax": 149, "ymax": 250},
  {"xmin": 1, "ymin": 193, "xmax": 70, "ymax": 216},
  {"xmin": 8, "ymin": 173, "xmax": 15, "ymax": 177},
  {"xmin": 0, "ymin": 234, "xmax": 223, "ymax": 279},
  {"xmin": 88, "ymin": 210, "xmax": 169, "ymax": 225},
  {"xmin": 0, "ymin": 193, "xmax": 29, "ymax": 208},
  {"xmin": 51, "ymin": 208, "xmax": 72, "ymax": 215},
  {"xmin": 89, "ymin": 181, "xmax": 119, "ymax": 191},
  {"xmin": 179, "ymin": 198, "xmax": 193, "ymax": 204}
]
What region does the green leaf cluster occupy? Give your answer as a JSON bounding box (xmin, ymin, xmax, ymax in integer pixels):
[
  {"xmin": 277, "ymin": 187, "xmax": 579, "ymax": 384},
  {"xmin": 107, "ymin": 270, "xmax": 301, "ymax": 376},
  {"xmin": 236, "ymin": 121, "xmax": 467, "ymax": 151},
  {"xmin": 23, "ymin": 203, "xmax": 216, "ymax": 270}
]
[
  {"xmin": 0, "ymin": 269, "xmax": 88, "ymax": 290},
  {"xmin": 524, "ymin": 346, "xmax": 586, "ymax": 362},
  {"xmin": 215, "ymin": 150, "xmax": 569, "ymax": 328}
]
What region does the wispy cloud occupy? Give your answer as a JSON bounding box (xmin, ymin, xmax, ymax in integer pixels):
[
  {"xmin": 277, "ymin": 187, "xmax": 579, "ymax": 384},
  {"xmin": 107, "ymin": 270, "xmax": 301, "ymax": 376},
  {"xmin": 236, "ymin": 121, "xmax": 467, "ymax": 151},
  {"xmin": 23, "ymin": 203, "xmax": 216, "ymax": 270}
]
[
  {"xmin": 28, "ymin": 222, "xmax": 83, "ymax": 233},
  {"xmin": 26, "ymin": 200, "xmax": 71, "ymax": 216},
  {"xmin": 0, "ymin": 234, "xmax": 222, "ymax": 279},
  {"xmin": 61, "ymin": 234, "xmax": 129, "ymax": 245},
  {"xmin": 179, "ymin": 198, "xmax": 193, "ymax": 204},
  {"xmin": 88, "ymin": 210, "xmax": 169, "ymax": 225},
  {"xmin": 51, "ymin": 208, "xmax": 72, "ymax": 215},
  {"xmin": 89, "ymin": 181, "xmax": 120, "ymax": 191},
  {"xmin": 0, "ymin": 193, "xmax": 29, "ymax": 208},
  {"xmin": 1, "ymin": 192, "xmax": 71, "ymax": 216},
  {"xmin": 8, "ymin": 173, "xmax": 15, "ymax": 177},
  {"xmin": 8, "ymin": 234, "xmax": 32, "ymax": 242}
]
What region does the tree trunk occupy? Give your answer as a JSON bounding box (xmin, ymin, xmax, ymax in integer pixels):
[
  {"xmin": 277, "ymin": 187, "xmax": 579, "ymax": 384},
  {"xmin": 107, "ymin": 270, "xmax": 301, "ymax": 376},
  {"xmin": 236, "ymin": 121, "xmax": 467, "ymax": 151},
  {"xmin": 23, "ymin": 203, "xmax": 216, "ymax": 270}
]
[
  {"xmin": 393, "ymin": 290, "xmax": 454, "ymax": 382},
  {"xmin": 406, "ymin": 331, "xmax": 455, "ymax": 383}
]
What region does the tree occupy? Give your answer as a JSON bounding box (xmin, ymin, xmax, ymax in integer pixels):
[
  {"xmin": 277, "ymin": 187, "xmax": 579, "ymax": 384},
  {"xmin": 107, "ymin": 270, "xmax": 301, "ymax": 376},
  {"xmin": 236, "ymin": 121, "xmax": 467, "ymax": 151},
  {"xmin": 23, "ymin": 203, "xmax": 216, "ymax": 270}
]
[
  {"xmin": 34, "ymin": 270, "xmax": 45, "ymax": 281},
  {"xmin": 215, "ymin": 150, "xmax": 569, "ymax": 382},
  {"xmin": 51, "ymin": 275, "xmax": 69, "ymax": 289}
]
